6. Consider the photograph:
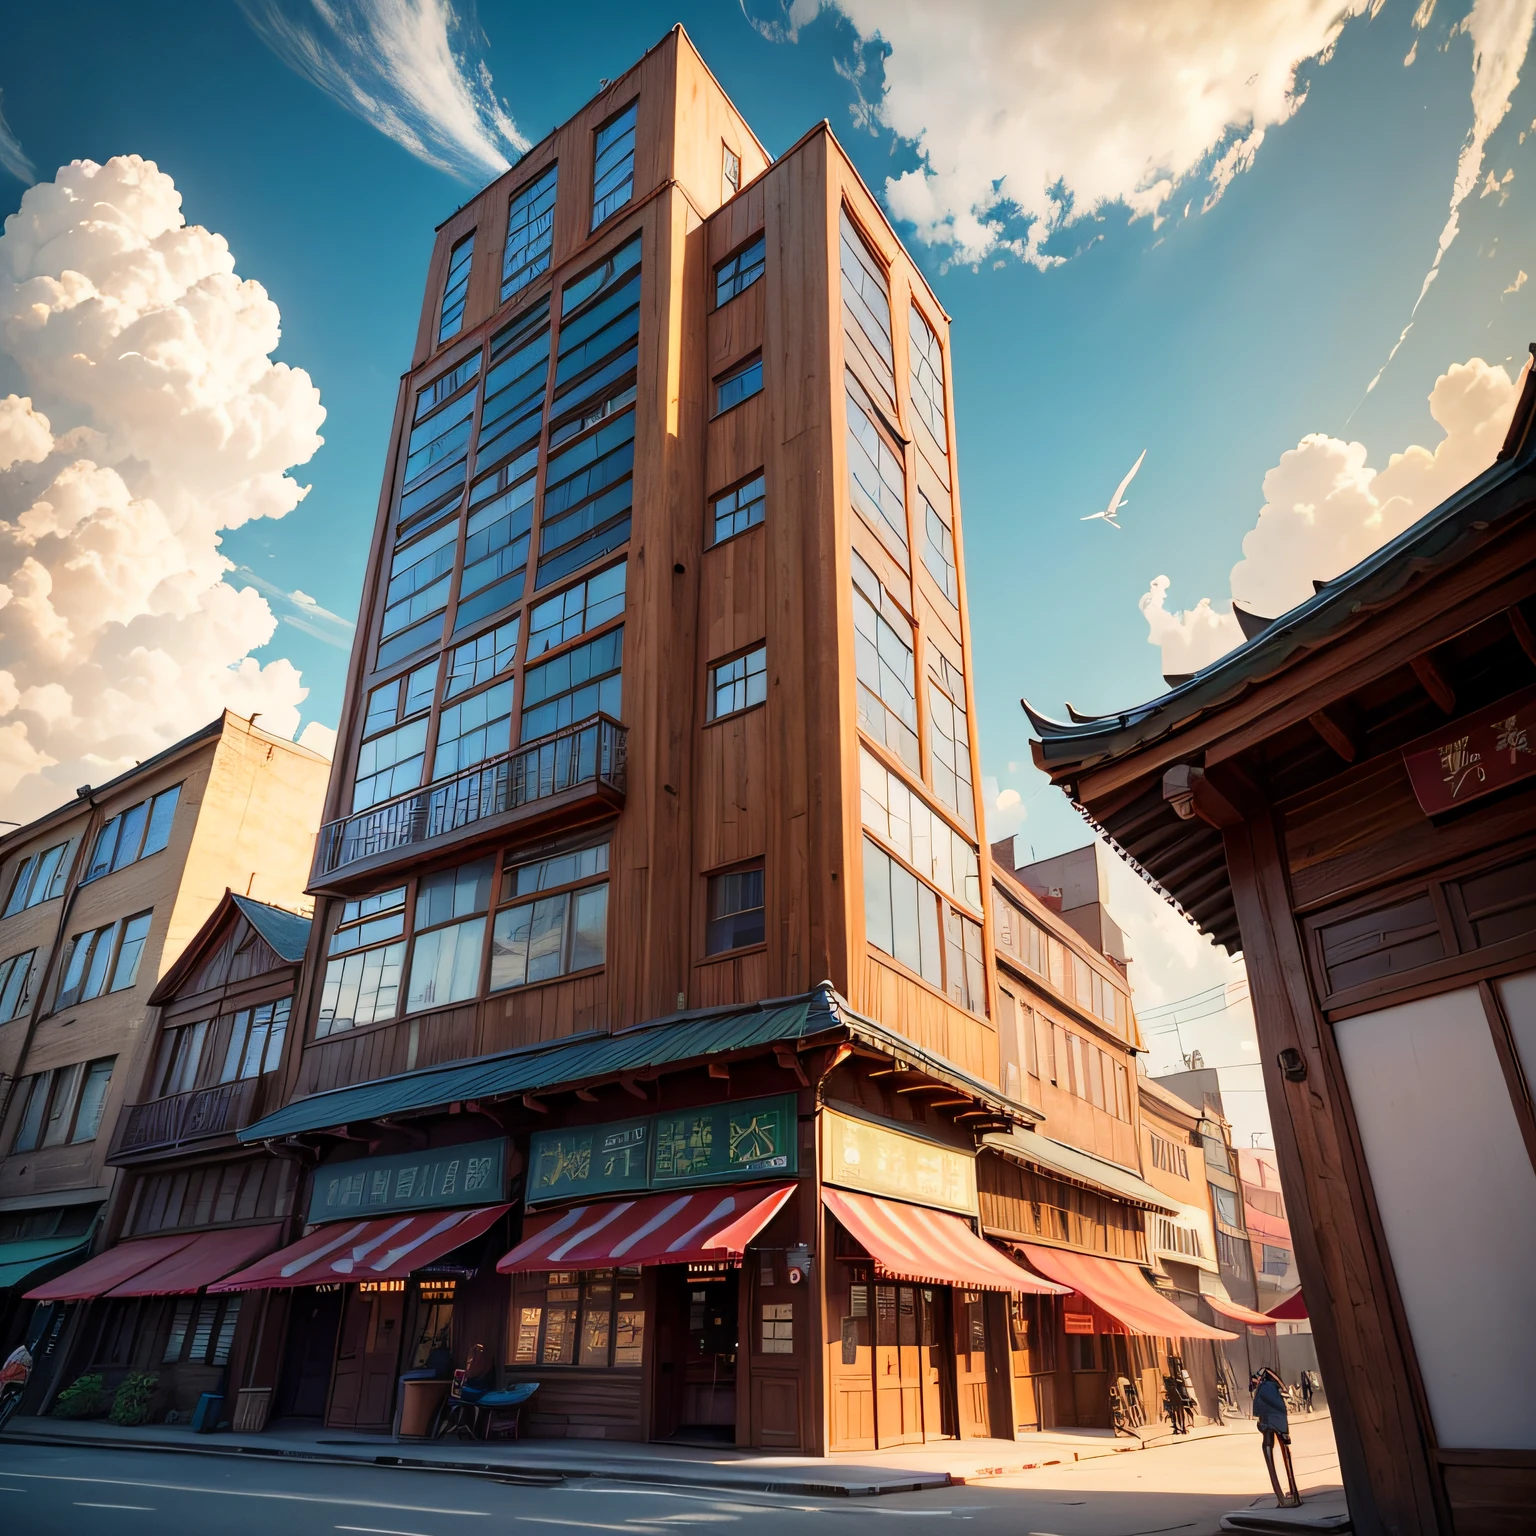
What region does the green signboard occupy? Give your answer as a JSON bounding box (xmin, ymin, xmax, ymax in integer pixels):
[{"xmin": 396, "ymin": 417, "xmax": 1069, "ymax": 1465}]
[
  {"xmin": 309, "ymin": 1138, "xmax": 508, "ymax": 1224},
  {"xmin": 526, "ymin": 1095, "xmax": 797, "ymax": 1204}
]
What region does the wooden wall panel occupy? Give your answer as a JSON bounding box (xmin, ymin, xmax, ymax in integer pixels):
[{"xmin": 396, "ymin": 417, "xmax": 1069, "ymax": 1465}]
[
  {"xmin": 481, "ymin": 974, "xmax": 607, "ymax": 1052},
  {"xmin": 856, "ymin": 953, "xmax": 997, "ymax": 1080},
  {"xmin": 707, "ymin": 258, "xmax": 765, "ymax": 375},
  {"xmin": 523, "ymin": 1370, "xmax": 644, "ymax": 1439},
  {"xmin": 691, "ymin": 948, "xmax": 768, "ymax": 1010},
  {"xmin": 700, "ymin": 524, "xmax": 767, "ymax": 661},
  {"xmin": 670, "ymin": 39, "xmax": 772, "ymax": 226},
  {"xmin": 695, "ymin": 708, "xmax": 767, "ymax": 873},
  {"xmin": 706, "ymin": 390, "xmax": 765, "ymax": 496}
]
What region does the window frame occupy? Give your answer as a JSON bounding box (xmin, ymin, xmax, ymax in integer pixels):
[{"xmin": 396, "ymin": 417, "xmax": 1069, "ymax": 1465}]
[
  {"xmin": 83, "ymin": 787, "xmax": 181, "ymax": 884},
  {"xmin": 438, "ymin": 232, "xmax": 476, "ymax": 345},
  {"xmin": 706, "ymin": 643, "xmax": 768, "ymax": 723},
  {"xmin": 908, "ymin": 302, "xmax": 949, "ymax": 456},
  {"xmin": 4, "ymin": 840, "xmax": 71, "ymax": 916},
  {"xmin": 590, "ymin": 99, "xmax": 639, "ymax": 230},
  {"xmin": 722, "ymin": 143, "xmax": 741, "ymax": 202},
  {"xmin": 705, "ymin": 860, "xmax": 766, "ymax": 957},
  {"xmin": 55, "ymin": 911, "xmax": 152, "ymax": 1010},
  {"xmin": 502, "ymin": 162, "xmax": 559, "ymax": 302},
  {"xmin": 845, "ymin": 375, "xmax": 909, "ymax": 568},
  {"xmin": 0, "ymin": 948, "xmax": 36, "ymax": 1023},
  {"xmin": 708, "ymin": 470, "xmax": 765, "ymax": 547},
  {"xmin": 490, "ymin": 841, "xmax": 610, "ymax": 993},
  {"xmin": 713, "ymin": 352, "xmax": 763, "ymax": 417},
  {"xmin": 713, "ymin": 233, "xmax": 765, "ymax": 309},
  {"xmin": 11, "ymin": 1055, "xmax": 115, "ymax": 1151},
  {"xmin": 520, "ymin": 623, "xmax": 623, "ymax": 742},
  {"xmin": 405, "ymin": 859, "xmax": 495, "ymax": 1014}
]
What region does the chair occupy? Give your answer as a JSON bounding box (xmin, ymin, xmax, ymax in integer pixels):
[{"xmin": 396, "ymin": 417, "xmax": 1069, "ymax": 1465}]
[{"xmin": 432, "ymin": 1371, "xmax": 539, "ymax": 1440}]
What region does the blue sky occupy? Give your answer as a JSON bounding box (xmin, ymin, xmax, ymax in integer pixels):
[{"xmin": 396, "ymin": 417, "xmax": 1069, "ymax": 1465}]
[{"xmin": 3, "ymin": 1, "xmax": 1535, "ymax": 1115}]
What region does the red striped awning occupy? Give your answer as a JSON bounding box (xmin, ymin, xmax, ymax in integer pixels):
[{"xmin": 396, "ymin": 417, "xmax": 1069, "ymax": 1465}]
[
  {"xmin": 498, "ymin": 1183, "xmax": 796, "ymax": 1272},
  {"xmin": 822, "ymin": 1187, "xmax": 1067, "ymax": 1294},
  {"xmin": 209, "ymin": 1205, "xmax": 509, "ymax": 1291},
  {"xmin": 1207, "ymin": 1293, "xmax": 1278, "ymax": 1329},
  {"xmin": 1267, "ymin": 1288, "xmax": 1308, "ymax": 1321},
  {"xmin": 26, "ymin": 1233, "xmax": 198, "ymax": 1302},
  {"xmin": 1016, "ymin": 1242, "xmax": 1237, "ymax": 1340}
]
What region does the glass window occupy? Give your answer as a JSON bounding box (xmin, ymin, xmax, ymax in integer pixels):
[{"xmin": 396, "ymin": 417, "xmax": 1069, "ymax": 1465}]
[
  {"xmin": 3, "ymin": 841, "xmax": 70, "ymax": 916},
  {"xmin": 859, "ymin": 747, "xmax": 981, "ymax": 912},
  {"xmin": 511, "ymin": 1270, "xmax": 642, "ymax": 1368},
  {"xmin": 1262, "ymin": 1244, "xmax": 1291, "ymax": 1276},
  {"xmin": 840, "ymin": 209, "xmax": 894, "ymax": 401},
  {"xmin": 445, "ymin": 619, "xmax": 520, "ymax": 700},
  {"xmin": 354, "ymin": 718, "xmax": 429, "ymax": 812},
  {"xmin": 714, "ymin": 354, "xmax": 762, "ymax": 415},
  {"xmin": 591, "ymin": 101, "xmax": 638, "ymax": 227},
  {"xmin": 458, "ymin": 451, "xmax": 536, "ymax": 629},
  {"xmin": 521, "ymin": 627, "xmax": 622, "ymax": 740},
  {"xmin": 84, "ymin": 787, "xmax": 181, "ymax": 882},
  {"xmin": 158, "ymin": 1019, "xmax": 209, "ymax": 1096},
  {"xmin": 318, "ymin": 942, "xmax": 406, "ymax": 1035},
  {"xmin": 847, "ymin": 378, "xmax": 907, "ymax": 566},
  {"xmin": 433, "ymin": 680, "xmax": 514, "ymax": 778},
  {"xmin": 11, "ymin": 1070, "xmax": 51, "ymax": 1152},
  {"xmin": 502, "ymin": 842, "xmax": 609, "ymax": 901},
  {"xmin": 863, "ymin": 837, "xmax": 943, "ymax": 990},
  {"xmin": 416, "ymin": 858, "xmax": 495, "ymax": 928},
  {"xmin": 928, "ymin": 661, "xmax": 974, "ymax": 831},
  {"xmin": 714, "ymin": 235, "xmax": 764, "ymax": 307},
  {"xmin": 407, "ymin": 917, "xmax": 486, "ymax": 1011},
  {"xmin": 438, "ymin": 232, "xmax": 474, "ymax": 343},
  {"xmin": 528, "ymin": 562, "xmax": 626, "ymax": 657},
  {"xmin": 477, "ymin": 305, "xmax": 551, "ymax": 473},
  {"xmin": 110, "ymin": 912, "xmax": 152, "ymax": 992},
  {"xmin": 329, "ymin": 887, "xmax": 408, "ymax": 956},
  {"xmin": 71, "ymin": 1058, "xmax": 115, "ymax": 1142},
  {"xmin": 503, "ymin": 164, "xmax": 558, "ymax": 301},
  {"xmin": 404, "ymin": 389, "xmax": 476, "ymax": 491},
  {"xmin": 364, "ymin": 663, "xmax": 436, "ymax": 738},
  {"xmin": 0, "ymin": 949, "xmax": 35, "ymax": 1023},
  {"xmin": 908, "ymin": 305, "xmax": 947, "ymax": 453},
  {"xmin": 706, "ymin": 865, "xmax": 764, "ymax": 955},
  {"xmin": 722, "ymin": 145, "xmax": 741, "ymax": 201},
  {"xmin": 220, "ymin": 998, "xmax": 291, "ymax": 1081},
  {"xmin": 710, "ymin": 473, "xmax": 764, "ymax": 545},
  {"xmin": 945, "ymin": 906, "xmax": 986, "ymax": 1017},
  {"xmin": 40, "ymin": 1063, "xmax": 83, "ymax": 1147},
  {"xmin": 537, "ymin": 407, "xmax": 635, "ymax": 590},
  {"xmin": 383, "ymin": 516, "xmax": 459, "ymax": 642},
  {"xmin": 921, "ymin": 495, "xmax": 958, "ymax": 606},
  {"xmin": 708, "ymin": 645, "xmax": 767, "ymax": 720},
  {"xmin": 491, "ymin": 849, "xmax": 608, "ymax": 991},
  {"xmin": 761, "ymin": 1302, "xmax": 793, "ymax": 1354},
  {"xmin": 1211, "ymin": 1185, "xmax": 1242, "ymax": 1228},
  {"xmin": 852, "ymin": 554, "xmax": 919, "ymax": 771},
  {"xmin": 18, "ymin": 1057, "xmax": 114, "ymax": 1148},
  {"xmin": 56, "ymin": 913, "xmax": 151, "ymax": 1008},
  {"xmin": 415, "ymin": 353, "xmax": 481, "ymax": 423}
]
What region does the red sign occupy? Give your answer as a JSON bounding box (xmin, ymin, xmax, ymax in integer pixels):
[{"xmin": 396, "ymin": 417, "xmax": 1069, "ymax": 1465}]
[
  {"xmin": 1402, "ymin": 686, "xmax": 1536, "ymax": 815},
  {"xmin": 1063, "ymin": 1311, "xmax": 1095, "ymax": 1335}
]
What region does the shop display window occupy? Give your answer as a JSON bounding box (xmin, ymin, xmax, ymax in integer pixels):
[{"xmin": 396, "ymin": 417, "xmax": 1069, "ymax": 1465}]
[
  {"xmin": 761, "ymin": 1303, "xmax": 793, "ymax": 1354},
  {"xmin": 511, "ymin": 1269, "xmax": 644, "ymax": 1368}
]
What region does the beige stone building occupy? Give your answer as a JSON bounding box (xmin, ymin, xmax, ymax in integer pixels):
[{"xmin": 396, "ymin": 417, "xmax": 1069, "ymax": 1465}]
[{"xmin": 0, "ymin": 712, "xmax": 330, "ymax": 1346}]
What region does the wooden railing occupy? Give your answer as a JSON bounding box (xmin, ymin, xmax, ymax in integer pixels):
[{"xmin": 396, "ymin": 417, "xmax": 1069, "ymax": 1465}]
[
  {"xmin": 109, "ymin": 1074, "xmax": 268, "ymax": 1161},
  {"xmin": 315, "ymin": 714, "xmax": 626, "ymax": 879}
]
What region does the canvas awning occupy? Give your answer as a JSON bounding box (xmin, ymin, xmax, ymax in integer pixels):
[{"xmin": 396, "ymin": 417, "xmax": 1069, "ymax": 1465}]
[
  {"xmin": 1015, "ymin": 1243, "xmax": 1237, "ymax": 1340},
  {"xmin": 0, "ymin": 1235, "xmax": 92, "ymax": 1292},
  {"xmin": 26, "ymin": 1233, "xmax": 198, "ymax": 1302},
  {"xmin": 1267, "ymin": 1288, "xmax": 1308, "ymax": 1321},
  {"xmin": 982, "ymin": 1128, "xmax": 1179, "ymax": 1213},
  {"xmin": 498, "ymin": 1183, "xmax": 795, "ymax": 1272},
  {"xmin": 823, "ymin": 1187, "xmax": 1068, "ymax": 1294},
  {"xmin": 210, "ymin": 1205, "xmax": 509, "ymax": 1291},
  {"xmin": 1206, "ymin": 1294, "xmax": 1278, "ymax": 1329},
  {"xmin": 106, "ymin": 1225, "xmax": 283, "ymax": 1297}
]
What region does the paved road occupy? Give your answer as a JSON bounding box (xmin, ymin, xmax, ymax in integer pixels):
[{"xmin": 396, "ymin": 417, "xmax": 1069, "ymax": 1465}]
[{"xmin": 0, "ymin": 1416, "xmax": 1341, "ymax": 1536}]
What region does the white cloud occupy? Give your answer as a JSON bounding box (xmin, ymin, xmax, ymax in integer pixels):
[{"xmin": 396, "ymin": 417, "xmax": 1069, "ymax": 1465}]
[
  {"xmin": 0, "ymin": 154, "xmax": 328, "ymax": 820},
  {"xmin": 1140, "ymin": 355, "xmax": 1522, "ymax": 676},
  {"xmin": 0, "ymin": 91, "xmax": 33, "ymax": 186},
  {"xmin": 755, "ymin": 0, "xmax": 1372, "ymax": 267},
  {"xmin": 1506, "ymin": 267, "xmax": 1528, "ymax": 292},
  {"xmin": 238, "ymin": 0, "xmax": 528, "ymax": 180},
  {"xmin": 297, "ymin": 719, "xmax": 337, "ymax": 759}
]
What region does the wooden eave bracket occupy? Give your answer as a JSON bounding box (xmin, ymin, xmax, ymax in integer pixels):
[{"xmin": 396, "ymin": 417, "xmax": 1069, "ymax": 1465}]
[
  {"xmin": 1161, "ymin": 763, "xmax": 1245, "ymax": 830},
  {"xmin": 773, "ymin": 1045, "xmax": 810, "ymax": 1086},
  {"xmin": 1409, "ymin": 651, "xmax": 1456, "ymax": 714},
  {"xmin": 1509, "ymin": 603, "xmax": 1536, "ymax": 665},
  {"xmin": 1307, "ymin": 705, "xmax": 1359, "ymax": 763}
]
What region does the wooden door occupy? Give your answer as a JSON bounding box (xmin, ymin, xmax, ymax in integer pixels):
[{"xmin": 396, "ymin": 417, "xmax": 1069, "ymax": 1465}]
[
  {"xmin": 327, "ymin": 1287, "xmax": 405, "ymax": 1429},
  {"xmin": 828, "ymin": 1272, "xmax": 875, "ymax": 1450},
  {"xmin": 953, "ymin": 1289, "xmax": 992, "ymax": 1438},
  {"xmin": 275, "ymin": 1287, "xmax": 342, "ymax": 1420},
  {"xmin": 917, "ymin": 1287, "xmax": 950, "ymax": 1439},
  {"xmin": 873, "ymin": 1283, "xmax": 923, "ymax": 1445}
]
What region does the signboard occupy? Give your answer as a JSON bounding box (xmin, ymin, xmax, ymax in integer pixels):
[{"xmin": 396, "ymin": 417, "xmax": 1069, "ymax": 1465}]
[
  {"xmin": 821, "ymin": 1106, "xmax": 978, "ymax": 1216},
  {"xmin": 1403, "ymin": 685, "xmax": 1536, "ymax": 815},
  {"xmin": 308, "ymin": 1138, "xmax": 508, "ymax": 1224},
  {"xmin": 525, "ymin": 1095, "xmax": 798, "ymax": 1204}
]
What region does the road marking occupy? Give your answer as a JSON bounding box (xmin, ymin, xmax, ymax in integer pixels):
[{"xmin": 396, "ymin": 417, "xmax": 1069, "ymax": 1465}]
[
  {"xmin": 515, "ymin": 1521, "xmax": 665, "ymax": 1532},
  {"xmin": 337, "ymin": 1526, "xmax": 436, "ymax": 1535},
  {"xmin": 76, "ymin": 1503, "xmax": 156, "ymax": 1510},
  {"xmin": 1, "ymin": 1473, "xmax": 487, "ymax": 1515}
]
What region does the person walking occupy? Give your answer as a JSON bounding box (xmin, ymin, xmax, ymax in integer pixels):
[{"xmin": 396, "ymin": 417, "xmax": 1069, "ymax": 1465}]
[{"xmin": 1253, "ymin": 1366, "xmax": 1302, "ymax": 1507}]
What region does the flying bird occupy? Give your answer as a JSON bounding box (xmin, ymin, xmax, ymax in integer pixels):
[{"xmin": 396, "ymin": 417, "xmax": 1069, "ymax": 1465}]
[{"xmin": 1081, "ymin": 449, "xmax": 1146, "ymax": 529}]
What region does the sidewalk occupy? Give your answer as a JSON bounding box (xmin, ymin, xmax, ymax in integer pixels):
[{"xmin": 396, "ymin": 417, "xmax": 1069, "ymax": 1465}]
[{"xmin": 1, "ymin": 1410, "xmax": 1262, "ymax": 1498}]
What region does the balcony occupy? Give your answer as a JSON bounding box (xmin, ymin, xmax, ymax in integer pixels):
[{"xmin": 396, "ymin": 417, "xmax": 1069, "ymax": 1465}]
[
  {"xmin": 108, "ymin": 1075, "xmax": 269, "ymax": 1164},
  {"xmin": 311, "ymin": 714, "xmax": 627, "ymax": 896}
]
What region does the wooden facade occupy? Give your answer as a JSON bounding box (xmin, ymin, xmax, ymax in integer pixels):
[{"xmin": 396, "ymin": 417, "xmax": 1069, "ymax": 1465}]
[{"xmin": 1029, "ymin": 361, "xmax": 1536, "ymax": 1532}]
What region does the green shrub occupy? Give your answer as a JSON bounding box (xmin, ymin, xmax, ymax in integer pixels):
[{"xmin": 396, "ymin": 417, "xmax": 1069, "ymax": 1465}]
[
  {"xmin": 52, "ymin": 1373, "xmax": 106, "ymax": 1419},
  {"xmin": 108, "ymin": 1371, "xmax": 159, "ymax": 1426}
]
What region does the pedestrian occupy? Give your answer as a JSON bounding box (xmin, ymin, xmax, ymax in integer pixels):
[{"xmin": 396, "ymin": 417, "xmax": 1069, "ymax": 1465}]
[
  {"xmin": 1253, "ymin": 1366, "xmax": 1302, "ymax": 1507},
  {"xmin": 1299, "ymin": 1370, "xmax": 1315, "ymax": 1412}
]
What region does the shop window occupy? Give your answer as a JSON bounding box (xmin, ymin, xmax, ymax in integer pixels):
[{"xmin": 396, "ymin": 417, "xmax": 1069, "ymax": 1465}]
[
  {"xmin": 710, "ymin": 472, "xmax": 765, "ymax": 545},
  {"xmin": 591, "ymin": 101, "xmax": 638, "ymax": 228},
  {"xmin": 761, "ymin": 1302, "xmax": 793, "ymax": 1354},
  {"xmin": 511, "ymin": 1269, "xmax": 643, "ymax": 1367},
  {"xmin": 706, "ymin": 864, "xmax": 765, "ymax": 955},
  {"xmin": 4, "ymin": 839, "xmax": 71, "ymax": 915},
  {"xmin": 411, "ymin": 1279, "xmax": 457, "ymax": 1368},
  {"xmin": 502, "ymin": 163, "xmax": 558, "ymax": 301},
  {"xmin": 714, "ymin": 235, "xmax": 764, "ymax": 308},
  {"xmin": 163, "ymin": 1295, "xmax": 241, "ymax": 1367},
  {"xmin": 83, "ymin": 787, "xmax": 180, "ymax": 883},
  {"xmin": 438, "ymin": 232, "xmax": 474, "ymax": 343}
]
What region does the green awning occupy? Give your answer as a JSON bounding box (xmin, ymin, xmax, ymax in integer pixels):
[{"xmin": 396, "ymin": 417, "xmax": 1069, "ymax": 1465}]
[
  {"xmin": 982, "ymin": 1127, "xmax": 1178, "ymax": 1214},
  {"xmin": 0, "ymin": 1235, "xmax": 92, "ymax": 1291},
  {"xmin": 241, "ymin": 987, "xmax": 1038, "ymax": 1143}
]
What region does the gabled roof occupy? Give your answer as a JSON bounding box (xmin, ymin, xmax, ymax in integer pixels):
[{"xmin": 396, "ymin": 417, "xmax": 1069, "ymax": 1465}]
[
  {"xmin": 147, "ymin": 888, "xmax": 310, "ymax": 1005},
  {"xmin": 230, "ymin": 894, "xmax": 312, "ymax": 962}
]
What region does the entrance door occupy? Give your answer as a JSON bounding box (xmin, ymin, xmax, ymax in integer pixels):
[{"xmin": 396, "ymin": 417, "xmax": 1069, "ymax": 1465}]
[
  {"xmin": 327, "ymin": 1284, "xmax": 405, "ymax": 1429},
  {"xmin": 873, "ymin": 1283, "xmax": 923, "ymax": 1445},
  {"xmin": 953, "ymin": 1289, "xmax": 993, "ymax": 1438},
  {"xmin": 274, "ymin": 1287, "xmax": 343, "ymax": 1420},
  {"xmin": 917, "ymin": 1287, "xmax": 953, "ymax": 1439},
  {"xmin": 652, "ymin": 1266, "xmax": 738, "ymax": 1441}
]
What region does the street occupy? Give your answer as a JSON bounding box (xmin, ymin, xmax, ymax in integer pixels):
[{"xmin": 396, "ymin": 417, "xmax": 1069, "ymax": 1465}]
[{"xmin": 0, "ymin": 1416, "xmax": 1342, "ymax": 1536}]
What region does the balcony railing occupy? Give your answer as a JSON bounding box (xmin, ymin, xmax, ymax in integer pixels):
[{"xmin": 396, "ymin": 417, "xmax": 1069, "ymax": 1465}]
[
  {"xmin": 109, "ymin": 1075, "xmax": 266, "ymax": 1162},
  {"xmin": 315, "ymin": 714, "xmax": 627, "ymax": 881}
]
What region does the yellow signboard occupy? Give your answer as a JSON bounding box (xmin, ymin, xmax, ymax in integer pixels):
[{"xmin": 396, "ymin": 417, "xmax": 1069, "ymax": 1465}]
[{"xmin": 821, "ymin": 1107, "xmax": 978, "ymax": 1216}]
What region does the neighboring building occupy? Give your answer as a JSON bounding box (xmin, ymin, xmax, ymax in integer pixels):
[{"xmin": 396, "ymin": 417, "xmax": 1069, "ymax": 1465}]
[
  {"xmin": 1136, "ymin": 1071, "xmax": 1218, "ymax": 1303},
  {"xmin": 43, "ymin": 27, "xmax": 1057, "ymax": 1454},
  {"xmin": 0, "ymin": 713, "xmax": 329, "ymax": 1377},
  {"xmin": 1237, "ymin": 1147, "xmax": 1297, "ymax": 1310},
  {"xmin": 983, "ymin": 842, "xmax": 1234, "ymax": 1432},
  {"xmin": 1025, "ymin": 357, "xmax": 1536, "ymax": 1530}
]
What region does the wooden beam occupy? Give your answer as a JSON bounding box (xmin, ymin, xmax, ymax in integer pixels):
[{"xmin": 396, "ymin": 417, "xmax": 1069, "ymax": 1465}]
[
  {"xmin": 1308, "ymin": 707, "xmax": 1358, "ymax": 763},
  {"xmin": 1409, "ymin": 652, "xmax": 1455, "ymax": 714},
  {"xmin": 773, "ymin": 1045, "xmax": 809, "ymax": 1086},
  {"xmin": 619, "ymin": 1075, "xmax": 648, "ymax": 1101},
  {"xmin": 1509, "ymin": 604, "xmax": 1536, "ymax": 665},
  {"xmin": 927, "ymin": 1097, "xmax": 972, "ymax": 1108},
  {"xmin": 708, "ymin": 1060, "xmax": 730, "ymax": 1080},
  {"xmin": 896, "ymin": 1083, "xmax": 954, "ymax": 1095},
  {"xmin": 521, "ymin": 1094, "xmax": 549, "ymax": 1114}
]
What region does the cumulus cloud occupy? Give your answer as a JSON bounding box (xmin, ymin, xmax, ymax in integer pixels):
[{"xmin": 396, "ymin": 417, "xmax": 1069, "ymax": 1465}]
[
  {"xmin": 750, "ymin": 0, "xmax": 1372, "ymax": 267},
  {"xmin": 0, "ymin": 154, "xmax": 330, "ymax": 819},
  {"xmin": 238, "ymin": 0, "xmax": 528, "ymax": 180},
  {"xmin": 0, "ymin": 91, "xmax": 33, "ymax": 186},
  {"xmin": 1140, "ymin": 355, "xmax": 1523, "ymax": 676}
]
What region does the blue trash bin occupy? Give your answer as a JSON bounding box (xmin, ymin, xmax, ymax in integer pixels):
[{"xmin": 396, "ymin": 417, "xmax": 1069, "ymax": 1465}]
[{"xmin": 191, "ymin": 1392, "xmax": 223, "ymax": 1433}]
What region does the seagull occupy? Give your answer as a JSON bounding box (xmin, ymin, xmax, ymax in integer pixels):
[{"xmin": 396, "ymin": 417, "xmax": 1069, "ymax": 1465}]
[{"xmin": 1081, "ymin": 449, "xmax": 1146, "ymax": 529}]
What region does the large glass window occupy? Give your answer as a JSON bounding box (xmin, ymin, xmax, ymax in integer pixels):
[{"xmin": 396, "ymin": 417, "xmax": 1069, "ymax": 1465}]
[
  {"xmin": 908, "ymin": 305, "xmax": 947, "ymax": 453},
  {"xmin": 318, "ymin": 888, "xmax": 407, "ymax": 1036},
  {"xmin": 863, "ymin": 837, "xmax": 943, "ymax": 991},
  {"xmin": 921, "ymin": 494, "xmax": 959, "ymax": 606},
  {"xmin": 156, "ymin": 1019, "xmax": 209, "ymax": 1097},
  {"xmin": 521, "ymin": 627, "xmax": 623, "ymax": 739},
  {"xmin": 433, "ymin": 680, "xmax": 514, "ymax": 779},
  {"xmin": 859, "ymin": 748, "xmax": 980, "ymax": 912},
  {"xmin": 715, "ymin": 234, "xmax": 764, "ymax": 307},
  {"xmin": 84, "ymin": 788, "xmax": 180, "ymax": 883},
  {"xmin": 0, "ymin": 949, "xmax": 34, "ymax": 1022},
  {"xmin": 538, "ymin": 406, "xmax": 635, "ymax": 590},
  {"xmin": 406, "ymin": 859, "xmax": 493, "ymax": 1013},
  {"xmin": 491, "ymin": 843, "xmax": 608, "ymax": 990},
  {"xmin": 458, "ymin": 450, "xmax": 536, "ymax": 632},
  {"xmin": 404, "ymin": 389, "xmax": 476, "ymax": 495},
  {"xmin": 927, "ymin": 649, "xmax": 974, "ymax": 831},
  {"xmin": 706, "ymin": 865, "xmax": 764, "ymax": 955},
  {"xmin": 840, "ymin": 209, "xmax": 894, "ymax": 401},
  {"xmin": 444, "ymin": 619, "xmax": 519, "ymax": 700},
  {"xmin": 219, "ymin": 998, "xmax": 292, "ymax": 1082},
  {"xmin": 55, "ymin": 912, "xmax": 151, "ymax": 1008},
  {"xmin": 710, "ymin": 473, "xmax": 764, "ymax": 545},
  {"xmin": 944, "ymin": 907, "xmax": 987, "ymax": 1016},
  {"xmin": 503, "ymin": 164, "xmax": 558, "ymax": 301},
  {"xmin": 4, "ymin": 841, "xmax": 70, "ymax": 915},
  {"xmin": 438, "ymin": 232, "xmax": 474, "ymax": 343},
  {"xmin": 476, "ymin": 302, "xmax": 550, "ymax": 474},
  {"xmin": 591, "ymin": 101, "xmax": 638, "ymax": 228},
  {"xmin": 527, "ymin": 563, "xmax": 626, "ymax": 658},
  {"xmin": 401, "ymin": 358, "xmax": 479, "ymax": 534},
  {"xmin": 10, "ymin": 1056, "xmax": 115, "ymax": 1151},
  {"xmin": 847, "ymin": 378, "xmax": 908, "ymax": 567},
  {"xmin": 356, "ymin": 663, "xmax": 435, "ymax": 811},
  {"xmin": 382, "ymin": 515, "xmax": 459, "ymax": 644},
  {"xmin": 511, "ymin": 1269, "xmax": 643, "ymax": 1368},
  {"xmin": 708, "ymin": 645, "xmax": 767, "ymax": 720},
  {"xmin": 852, "ymin": 553, "xmax": 918, "ymax": 771}
]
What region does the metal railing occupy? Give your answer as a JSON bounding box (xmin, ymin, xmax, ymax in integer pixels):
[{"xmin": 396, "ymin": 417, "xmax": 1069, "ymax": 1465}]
[
  {"xmin": 317, "ymin": 714, "xmax": 627, "ymax": 877},
  {"xmin": 111, "ymin": 1074, "xmax": 264, "ymax": 1159}
]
